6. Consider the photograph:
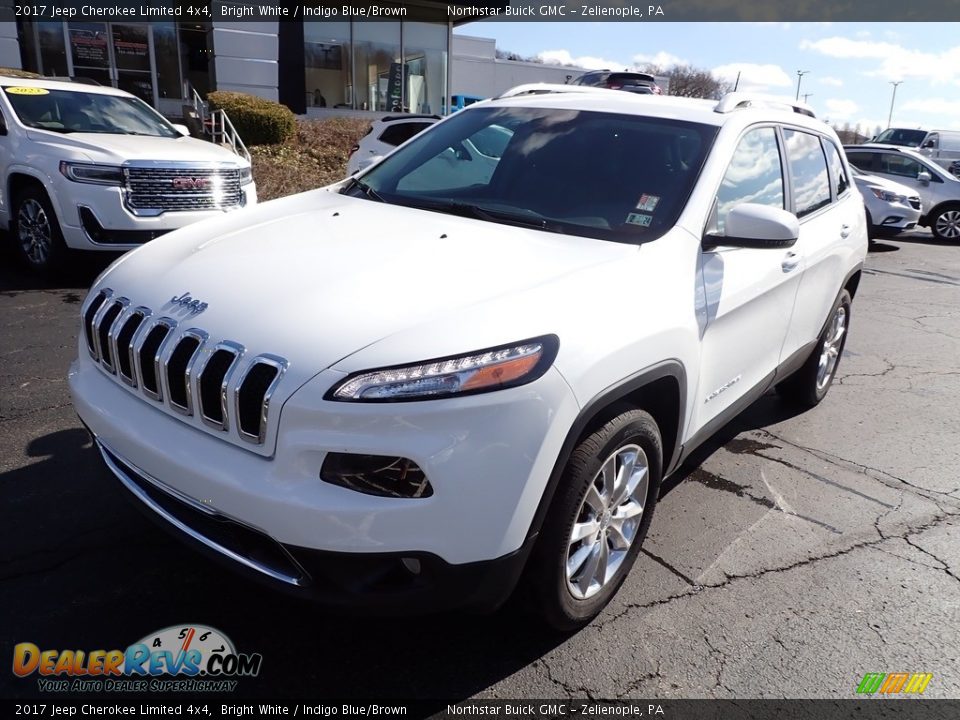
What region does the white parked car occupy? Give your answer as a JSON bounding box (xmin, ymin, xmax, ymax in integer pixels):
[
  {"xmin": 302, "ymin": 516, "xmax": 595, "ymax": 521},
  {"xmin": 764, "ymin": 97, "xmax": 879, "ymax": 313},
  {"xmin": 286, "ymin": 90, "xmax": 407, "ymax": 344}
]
[
  {"xmin": 849, "ymin": 165, "xmax": 921, "ymax": 237},
  {"xmin": 0, "ymin": 76, "xmax": 256, "ymax": 274},
  {"xmin": 347, "ymin": 114, "xmax": 440, "ymax": 175},
  {"xmin": 71, "ymin": 86, "xmax": 867, "ymax": 629}
]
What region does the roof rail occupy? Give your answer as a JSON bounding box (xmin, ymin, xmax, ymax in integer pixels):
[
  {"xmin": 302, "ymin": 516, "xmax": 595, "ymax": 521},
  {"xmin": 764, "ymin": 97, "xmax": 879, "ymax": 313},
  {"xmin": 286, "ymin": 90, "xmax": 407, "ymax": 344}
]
[
  {"xmin": 714, "ymin": 92, "xmax": 815, "ymax": 118},
  {"xmin": 495, "ymin": 83, "xmax": 622, "ymax": 100}
]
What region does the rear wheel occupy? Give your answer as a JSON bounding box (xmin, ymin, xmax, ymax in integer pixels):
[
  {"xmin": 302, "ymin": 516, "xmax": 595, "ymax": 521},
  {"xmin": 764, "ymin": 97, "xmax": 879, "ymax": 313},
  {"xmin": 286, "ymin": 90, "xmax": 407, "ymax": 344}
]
[
  {"xmin": 528, "ymin": 409, "xmax": 662, "ymax": 631},
  {"xmin": 776, "ymin": 289, "xmax": 851, "ymax": 407}
]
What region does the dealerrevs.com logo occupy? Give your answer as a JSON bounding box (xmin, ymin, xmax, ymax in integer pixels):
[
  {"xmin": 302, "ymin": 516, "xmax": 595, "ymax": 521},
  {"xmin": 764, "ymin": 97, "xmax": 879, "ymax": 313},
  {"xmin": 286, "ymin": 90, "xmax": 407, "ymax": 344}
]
[{"xmin": 13, "ymin": 624, "xmax": 262, "ymax": 693}]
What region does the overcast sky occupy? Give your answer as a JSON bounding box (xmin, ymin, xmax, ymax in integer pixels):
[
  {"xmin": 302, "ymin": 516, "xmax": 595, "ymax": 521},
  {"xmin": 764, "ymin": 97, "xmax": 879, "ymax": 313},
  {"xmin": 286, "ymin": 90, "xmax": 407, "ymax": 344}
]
[{"xmin": 456, "ymin": 22, "xmax": 960, "ymax": 133}]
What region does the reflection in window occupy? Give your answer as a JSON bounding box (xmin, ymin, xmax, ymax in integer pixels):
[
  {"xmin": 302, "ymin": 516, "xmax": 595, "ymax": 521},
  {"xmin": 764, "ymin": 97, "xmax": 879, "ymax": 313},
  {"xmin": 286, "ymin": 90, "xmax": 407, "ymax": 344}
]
[
  {"xmin": 353, "ymin": 22, "xmax": 401, "ymax": 112},
  {"xmin": 153, "ymin": 23, "xmax": 182, "ymax": 100},
  {"xmin": 305, "ymin": 22, "xmax": 351, "ymax": 109},
  {"xmin": 881, "ymin": 154, "xmax": 922, "ymax": 179},
  {"xmin": 716, "ymin": 127, "xmax": 783, "ymax": 233},
  {"xmin": 784, "ymin": 129, "xmax": 830, "ymax": 218},
  {"xmin": 823, "ymin": 141, "xmax": 849, "ymax": 197},
  {"xmin": 403, "ymin": 22, "xmax": 446, "ymax": 116},
  {"xmin": 37, "ymin": 22, "xmax": 68, "ymax": 76}
]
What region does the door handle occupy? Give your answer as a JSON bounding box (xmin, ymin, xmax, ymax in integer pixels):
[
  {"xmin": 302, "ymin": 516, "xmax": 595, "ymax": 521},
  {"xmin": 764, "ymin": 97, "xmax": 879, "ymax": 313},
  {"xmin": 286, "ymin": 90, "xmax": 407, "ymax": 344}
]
[
  {"xmin": 840, "ymin": 224, "xmax": 851, "ymax": 238},
  {"xmin": 782, "ymin": 251, "xmax": 801, "ymax": 273}
]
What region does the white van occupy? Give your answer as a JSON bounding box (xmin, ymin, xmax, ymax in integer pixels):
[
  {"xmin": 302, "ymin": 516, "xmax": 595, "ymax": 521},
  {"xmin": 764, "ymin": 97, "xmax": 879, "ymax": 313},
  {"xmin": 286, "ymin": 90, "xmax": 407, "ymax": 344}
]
[{"xmin": 871, "ymin": 127, "xmax": 960, "ymax": 170}]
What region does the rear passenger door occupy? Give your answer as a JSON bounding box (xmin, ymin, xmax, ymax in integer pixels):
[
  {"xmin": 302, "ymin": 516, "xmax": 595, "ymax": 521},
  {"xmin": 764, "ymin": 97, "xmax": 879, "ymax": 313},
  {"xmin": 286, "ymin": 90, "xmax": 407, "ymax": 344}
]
[{"xmin": 779, "ymin": 131, "xmax": 861, "ymax": 364}]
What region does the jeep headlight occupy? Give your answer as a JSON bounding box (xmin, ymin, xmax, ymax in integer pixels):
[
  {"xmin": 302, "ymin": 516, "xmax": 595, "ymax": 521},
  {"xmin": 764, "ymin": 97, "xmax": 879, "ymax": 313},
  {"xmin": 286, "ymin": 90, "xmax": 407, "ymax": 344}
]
[
  {"xmin": 59, "ymin": 162, "xmax": 123, "ymax": 185},
  {"xmin": 327, "ymin": 336, "xmax": 559, "ymax": 402}
]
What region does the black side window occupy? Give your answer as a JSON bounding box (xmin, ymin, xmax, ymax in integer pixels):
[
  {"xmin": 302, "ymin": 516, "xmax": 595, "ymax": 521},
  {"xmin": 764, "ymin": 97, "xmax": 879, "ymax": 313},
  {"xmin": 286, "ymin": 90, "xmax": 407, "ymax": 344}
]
[
  {"xmin": 880, "ymin": 153, "xmax": 922, "ymax": 179},
  {"xmin": 823, "ymin": 140, "xmax": 850, "ymax": 198},
  {"xmin": 379, "ymin": 122, "xmax": 432, "ymax": 147},
  {"xmin": 784, "ymin": 129, "xmax": 831, "ymax": 218},
  {"xmin": 846, "ymin": 151, "xmax": 876, "ymax": 173},
  {"xmin": 715, "ymin": 126, "xmax": 784, "ymax": 234}
]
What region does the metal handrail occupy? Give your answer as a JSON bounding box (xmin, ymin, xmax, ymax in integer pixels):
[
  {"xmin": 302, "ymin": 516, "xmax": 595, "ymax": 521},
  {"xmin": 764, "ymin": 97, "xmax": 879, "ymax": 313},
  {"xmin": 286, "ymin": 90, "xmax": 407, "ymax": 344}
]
[{"xmin": 210, "ymin": 109, "xmax": 251, "ymax": 163}]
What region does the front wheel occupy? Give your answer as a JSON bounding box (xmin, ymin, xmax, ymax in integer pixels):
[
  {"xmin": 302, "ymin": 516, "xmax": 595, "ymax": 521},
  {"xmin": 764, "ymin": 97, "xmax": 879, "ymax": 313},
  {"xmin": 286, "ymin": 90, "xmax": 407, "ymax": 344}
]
[
  {"xmin": 528, "ymin": 409, "xmax": 662, "ymax": 631},
  {"xmin": 776, "ymin": 289, "xmax": 852, "ymax": 407},
  {"xmin": 930, "ymin": 205, "xmax": 960, "ymax": 242},
  {"xmin": 11, "ymin": 186, "xmax": 69, "ymax": 274}
]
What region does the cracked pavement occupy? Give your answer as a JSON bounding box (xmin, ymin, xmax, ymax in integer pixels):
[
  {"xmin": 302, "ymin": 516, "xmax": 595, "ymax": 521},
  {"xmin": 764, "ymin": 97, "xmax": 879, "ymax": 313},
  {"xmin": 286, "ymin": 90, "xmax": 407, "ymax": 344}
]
[{"xmin": 1, "ymin": 230, "xmax": 958, "ymax": 700}]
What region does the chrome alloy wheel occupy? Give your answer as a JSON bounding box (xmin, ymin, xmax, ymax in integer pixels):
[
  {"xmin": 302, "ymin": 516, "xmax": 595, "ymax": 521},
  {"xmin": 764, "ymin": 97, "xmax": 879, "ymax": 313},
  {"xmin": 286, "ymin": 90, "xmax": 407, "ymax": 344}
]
[
  {"xmin": 565, "ymin": 444, "xmax": 649, "ymax": 600},
  {"xmin": 18, "ymin": 198, "xmax": 53, "ymax": 266},
  {"xmin": 934, "ymin": 209, "xmax": 960, "ymax": 240},
  {"xmin": 817, "ymin": 305, "xmax": 847, "ymax": 391}
]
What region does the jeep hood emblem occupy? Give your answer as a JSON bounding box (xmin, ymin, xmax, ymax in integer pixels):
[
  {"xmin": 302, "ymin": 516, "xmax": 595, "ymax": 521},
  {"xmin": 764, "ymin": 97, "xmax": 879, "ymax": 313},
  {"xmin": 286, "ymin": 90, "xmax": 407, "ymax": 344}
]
[{"xmin": 170, "ymin": 292, "xmax": 208, "ymax": 315}]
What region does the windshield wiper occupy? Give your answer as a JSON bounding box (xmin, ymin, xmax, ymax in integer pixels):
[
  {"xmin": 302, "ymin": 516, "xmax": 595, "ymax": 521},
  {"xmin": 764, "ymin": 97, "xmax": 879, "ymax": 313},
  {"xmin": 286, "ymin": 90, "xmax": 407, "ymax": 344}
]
[
  {"xmin": 425, "ymin": 201, "xmax": 563, "ymax": 233},
  {"xmin": 342, "ymin": 177, "xmax": 386, "ymax": 202}
]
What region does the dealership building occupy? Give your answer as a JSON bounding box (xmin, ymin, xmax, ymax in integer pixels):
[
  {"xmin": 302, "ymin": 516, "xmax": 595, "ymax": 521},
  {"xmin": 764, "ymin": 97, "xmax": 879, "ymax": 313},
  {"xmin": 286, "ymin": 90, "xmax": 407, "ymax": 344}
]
[{"xmin": 0, "ymin": 7, "xmax": 653, "ymax": 120}]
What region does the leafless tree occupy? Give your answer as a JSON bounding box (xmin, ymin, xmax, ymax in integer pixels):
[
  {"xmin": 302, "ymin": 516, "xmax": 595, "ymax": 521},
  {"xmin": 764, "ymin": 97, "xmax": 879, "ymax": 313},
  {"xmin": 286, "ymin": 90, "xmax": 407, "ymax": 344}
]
[{"xmin": 642, "ymin": 64, "xmax": 732, "ymax": 99}]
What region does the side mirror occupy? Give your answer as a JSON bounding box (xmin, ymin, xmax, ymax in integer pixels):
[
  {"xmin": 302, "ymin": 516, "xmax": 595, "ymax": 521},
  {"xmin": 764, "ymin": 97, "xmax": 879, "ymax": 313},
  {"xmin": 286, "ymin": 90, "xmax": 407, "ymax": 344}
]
[
  {"xmin": 171, "ymin": 123, "xmax": 190, "ymax": 137},
  {"xmin": 918, "ymin": 170, "xmax": 932, "ymax": 184},
  {"xmin": 703, "ymin": 204, "xmax": 799, "ymax": 250},
  {"xmin": 922, "ymin": 140, "xmax": 935, "ymax": 149}
]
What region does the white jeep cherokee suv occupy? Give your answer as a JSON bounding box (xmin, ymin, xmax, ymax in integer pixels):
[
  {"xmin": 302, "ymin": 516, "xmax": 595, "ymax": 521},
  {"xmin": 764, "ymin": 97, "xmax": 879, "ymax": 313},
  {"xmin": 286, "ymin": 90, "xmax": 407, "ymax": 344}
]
[
  {"xmin": 70, "ymin": 86, "xmax": 867, "ymax": 629},
  {"xmin": 0, "ymin": 77, "xmax": 256, "ymax": 274}
]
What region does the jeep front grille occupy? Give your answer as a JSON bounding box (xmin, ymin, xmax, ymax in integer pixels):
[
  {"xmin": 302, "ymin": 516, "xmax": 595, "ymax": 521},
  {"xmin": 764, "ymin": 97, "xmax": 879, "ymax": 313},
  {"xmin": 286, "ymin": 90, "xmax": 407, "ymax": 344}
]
[
  {"xmin": 82, "ymin": 289, "xmax": 286, "ymax": 446},
  {"xmin": 123, "ymin": 166, "xmax": 242, "ymax": 213}
]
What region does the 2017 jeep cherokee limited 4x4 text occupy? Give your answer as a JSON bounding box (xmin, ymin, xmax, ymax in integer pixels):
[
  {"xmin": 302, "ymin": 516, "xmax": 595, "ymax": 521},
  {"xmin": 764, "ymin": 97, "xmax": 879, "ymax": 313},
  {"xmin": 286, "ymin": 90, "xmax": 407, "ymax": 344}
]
[
  {"xmin": 0, "ymin": 77, "xmax": 256, "ymax": 274},
  {"xmin": 70, "ymin": 86, "xmax": 867, "ymax": 629}
]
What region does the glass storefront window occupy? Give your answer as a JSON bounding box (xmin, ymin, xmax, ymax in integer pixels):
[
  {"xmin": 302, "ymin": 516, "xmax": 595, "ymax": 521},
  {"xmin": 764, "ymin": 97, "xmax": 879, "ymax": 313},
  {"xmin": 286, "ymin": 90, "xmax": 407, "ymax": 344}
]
[
  {"xmin": 304, "ymin": 21, "xmax": 351, "ymax": 109},
  {"xmin": 353, "ymin": 22, "xmax": 401, "ymax": 112},
  {"xmin": 153, "ymin": 22, "xmax": 182, "ymax": 100},
  {"xmin": 37, "ymin": 22, "xmax": 68, "ymax": 76},
  {"xmin": 403, "ymin": 22, "xmax": 447, "ymax": 116}
]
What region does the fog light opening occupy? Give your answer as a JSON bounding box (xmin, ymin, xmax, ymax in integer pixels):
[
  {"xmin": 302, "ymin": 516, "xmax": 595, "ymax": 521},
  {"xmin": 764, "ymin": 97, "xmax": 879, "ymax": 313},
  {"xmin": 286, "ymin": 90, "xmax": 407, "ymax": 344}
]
[
  {"xmin": 401, "ymin": 558, "xmax": 422, "ymax": 575},
  {"xmin": 320, "ymin": 453, "xmax": 433, "ymax": 498}
]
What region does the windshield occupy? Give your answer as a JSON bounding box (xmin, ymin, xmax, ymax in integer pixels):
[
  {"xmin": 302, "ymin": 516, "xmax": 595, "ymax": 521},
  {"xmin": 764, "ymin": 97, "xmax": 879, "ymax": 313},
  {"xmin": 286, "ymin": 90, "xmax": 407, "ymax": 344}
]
[
  {"xmin": 3, "ymin": 86, "xmax": 178, "ymax": 137},
  {"xmin": 873, "ymin": 128, "xmax": 928, "ymax": 147},
  {"xmin": 347, "ymin": 106, "xmax": 717, "ymax": 243}
]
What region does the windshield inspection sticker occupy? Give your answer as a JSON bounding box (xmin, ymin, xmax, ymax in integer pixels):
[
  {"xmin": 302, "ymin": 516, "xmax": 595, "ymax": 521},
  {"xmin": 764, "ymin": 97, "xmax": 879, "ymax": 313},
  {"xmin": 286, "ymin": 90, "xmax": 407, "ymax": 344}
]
[
  {"xmin": 626, "ymin": 212, "xmax": 653, "ymax": 227},
  {"xmin": 636, "ymin": 193, "xmax": 660, "ymax": 212},
  {"xmin": 4, "ymin": 86, "xmax": 48, "ymax": 95}
]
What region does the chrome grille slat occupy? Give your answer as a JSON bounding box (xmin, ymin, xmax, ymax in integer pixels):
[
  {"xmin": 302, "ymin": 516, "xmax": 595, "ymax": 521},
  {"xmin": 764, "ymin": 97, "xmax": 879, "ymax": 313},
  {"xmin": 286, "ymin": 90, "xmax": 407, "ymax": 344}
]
[
  {"xmin": 198, "ymin": 342, "xmax": 245, "ymax": 432},
  {"xmin": 84, "ymin": 292, "xmax": 285, "ymax": 448},
  {"xmin": 124, "ymin": 167, "xmax": 242, "ymax": 212},
  {"xmin": 235, "ymin": 355, "xmax": 288, "ymax": 445}
]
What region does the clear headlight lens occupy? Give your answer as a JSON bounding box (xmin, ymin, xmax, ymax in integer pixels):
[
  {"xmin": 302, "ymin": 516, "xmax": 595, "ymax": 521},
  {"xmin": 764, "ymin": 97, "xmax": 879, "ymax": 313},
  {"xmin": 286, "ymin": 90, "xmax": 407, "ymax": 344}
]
[
  {"xmin": 328, "ymin": 335, "xmax": 559, "ymax": 402},
  {"xmin": 238, "ymin": 166, "xmax": 253, "ymax": 185},
  {"xmin": 869, "ymin": 187, "xmax": 906, "ymax": 203},
  {"xmin": 59, "ymin": 162, "xmax": 123, "ymax": 185}
]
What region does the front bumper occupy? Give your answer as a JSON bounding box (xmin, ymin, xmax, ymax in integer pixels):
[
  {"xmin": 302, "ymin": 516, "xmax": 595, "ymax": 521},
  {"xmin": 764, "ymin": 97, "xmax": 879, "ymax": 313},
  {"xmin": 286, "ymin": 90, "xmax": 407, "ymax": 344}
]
[
  {"xmin": 94, "ymin": 437, "xmax": 534, "ymax": 613},
  {"xmin": 70, "ymin": 351, "xmax": 579, "ymax": 602},
  {"xmin": 52, "ymin": 179, "xmax": 257, "ymax": 251}
]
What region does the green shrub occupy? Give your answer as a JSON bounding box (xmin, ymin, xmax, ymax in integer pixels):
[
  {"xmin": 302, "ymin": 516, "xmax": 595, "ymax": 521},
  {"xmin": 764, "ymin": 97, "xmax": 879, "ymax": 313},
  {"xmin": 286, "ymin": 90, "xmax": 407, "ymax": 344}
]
[
  {"xmin": 206, "ymin": 91, "xmax": 296, "ymax": 146},
  {"xmin": 0, "ymin": 67, "xmax": 42, "ymax": 79}
]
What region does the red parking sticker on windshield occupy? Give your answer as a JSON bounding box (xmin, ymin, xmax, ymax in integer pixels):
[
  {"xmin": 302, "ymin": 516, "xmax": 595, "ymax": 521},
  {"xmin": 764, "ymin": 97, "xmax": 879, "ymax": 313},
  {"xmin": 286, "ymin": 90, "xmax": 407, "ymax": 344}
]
[
  {"xmin": 626, "ymin": 213, "xmax": 653, "ymax": 227},
  {"xmin": 636, "ymin": 194, "xmax": 660, "ymax": 212}
]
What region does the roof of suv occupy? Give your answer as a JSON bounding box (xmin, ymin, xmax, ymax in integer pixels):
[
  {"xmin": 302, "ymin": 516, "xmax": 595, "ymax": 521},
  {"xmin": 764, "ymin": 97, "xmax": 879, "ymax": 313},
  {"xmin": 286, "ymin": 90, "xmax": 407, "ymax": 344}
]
[
  {"xmin": 0, "ymin": 75, "xmax": 131, "ymax": 97},
  {"xmin": 487, "ymin": 86, "xmax": 824, "ymax": 132}
]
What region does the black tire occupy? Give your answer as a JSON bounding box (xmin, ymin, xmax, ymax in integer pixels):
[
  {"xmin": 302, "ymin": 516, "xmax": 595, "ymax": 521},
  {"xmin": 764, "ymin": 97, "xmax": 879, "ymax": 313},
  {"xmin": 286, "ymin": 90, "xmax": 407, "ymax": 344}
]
[
  {"xmin": 528, "ymin": 408, "xmax": 662, "ymax": 631},
  {"xmin": 776, "ymin": 289, "xmax": 852, "ymax": 408},
  {"xmin": 929, "ymin": 204, "xmax": 960, "ymax": 242},
  {"xmin": 11, "ymin": 185, "xmax": 69, "ymax": 274}
]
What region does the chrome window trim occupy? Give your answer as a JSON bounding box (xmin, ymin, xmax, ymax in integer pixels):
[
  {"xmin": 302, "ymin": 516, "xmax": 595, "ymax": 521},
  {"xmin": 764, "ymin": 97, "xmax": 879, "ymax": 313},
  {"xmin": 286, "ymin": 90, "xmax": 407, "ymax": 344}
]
[{"xmin": 235, "ymin": 354, "xmax": 289, "ymax": 445}]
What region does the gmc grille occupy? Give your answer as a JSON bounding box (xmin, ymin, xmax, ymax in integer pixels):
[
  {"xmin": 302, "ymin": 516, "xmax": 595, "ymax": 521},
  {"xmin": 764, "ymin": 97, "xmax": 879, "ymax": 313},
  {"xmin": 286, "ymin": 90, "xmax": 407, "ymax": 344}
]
[
  {"xmin": 82, "ymin": 290, "xmax": 286, "ymax": 446},
  {"xmin": 123, "ymin": 167, "xmax": 242, "ymax": 213}
]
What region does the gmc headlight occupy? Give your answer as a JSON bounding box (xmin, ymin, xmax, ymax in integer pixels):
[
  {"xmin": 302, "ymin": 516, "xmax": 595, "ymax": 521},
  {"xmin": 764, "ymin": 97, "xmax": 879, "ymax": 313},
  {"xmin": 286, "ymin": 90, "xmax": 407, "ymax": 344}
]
[
  {"xmin": 327, "ymin": 335, "xmax": 559, "ymax": 402},
  {"xmin": 238, "ymin": 166, "xmax": 253, "ymax": 185},
  {"xmin": 59, "ymin": 162, "xmax": 123, "ymax": 186},
  {"xmin": 869, "ymin": 187, "xmax": 906, "ymax": 203}
]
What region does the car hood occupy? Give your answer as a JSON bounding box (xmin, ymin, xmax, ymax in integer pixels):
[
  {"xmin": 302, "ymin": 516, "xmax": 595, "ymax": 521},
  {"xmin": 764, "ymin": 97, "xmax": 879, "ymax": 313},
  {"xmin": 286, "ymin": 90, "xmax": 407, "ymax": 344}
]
[
  {"xmin": 26, "ymin": 130, "xmax": 246, "ymax": 165},
  {"xmin": 98, "ymin": 189, "xmax": 636, "ymax": 378}
]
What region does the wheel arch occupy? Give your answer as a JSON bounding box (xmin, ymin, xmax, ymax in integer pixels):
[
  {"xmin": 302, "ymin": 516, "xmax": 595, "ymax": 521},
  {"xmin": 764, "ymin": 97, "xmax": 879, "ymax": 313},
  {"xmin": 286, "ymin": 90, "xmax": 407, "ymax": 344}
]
[
  {"xmin": 7, "ymin": 170, "xmax": 61, "ymax": 223},
  {"xmin": 524, "ymin": 360, "xmax": 686, "ymax": 544},
  {"xmin": 924, "ymin": 200, "xmax": 960, "ymax": 227}
]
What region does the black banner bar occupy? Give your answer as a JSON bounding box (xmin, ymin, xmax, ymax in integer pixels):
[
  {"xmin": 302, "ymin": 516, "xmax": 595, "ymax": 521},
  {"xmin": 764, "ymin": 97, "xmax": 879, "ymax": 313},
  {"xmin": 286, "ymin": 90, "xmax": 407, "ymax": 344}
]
[{"xmin": 3, "ymin": 0, "xmax": 960, "ymax": 23}]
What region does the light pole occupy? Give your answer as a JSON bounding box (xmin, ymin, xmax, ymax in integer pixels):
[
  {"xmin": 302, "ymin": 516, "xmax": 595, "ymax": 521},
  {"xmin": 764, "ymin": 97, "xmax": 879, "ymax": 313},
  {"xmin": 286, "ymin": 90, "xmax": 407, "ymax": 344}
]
[
  {"xmin": 795, "ymin": 70, "xmax": 810, "ymax": 101},
  {"xmin": 887, "ymin": 81, "xmax": 903, "ymax": 128},
  {"xmin": 802, "ymin": 93, "xmax": 814, "ymax": 103}
]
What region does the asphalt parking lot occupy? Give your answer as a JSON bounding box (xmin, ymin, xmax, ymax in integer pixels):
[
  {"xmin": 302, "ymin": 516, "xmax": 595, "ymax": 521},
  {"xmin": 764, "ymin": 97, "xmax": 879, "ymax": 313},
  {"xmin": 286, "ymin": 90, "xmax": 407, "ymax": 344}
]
[{"xmin": 2, "ymin": 230, "xmax": 958, "ymax": 702}]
